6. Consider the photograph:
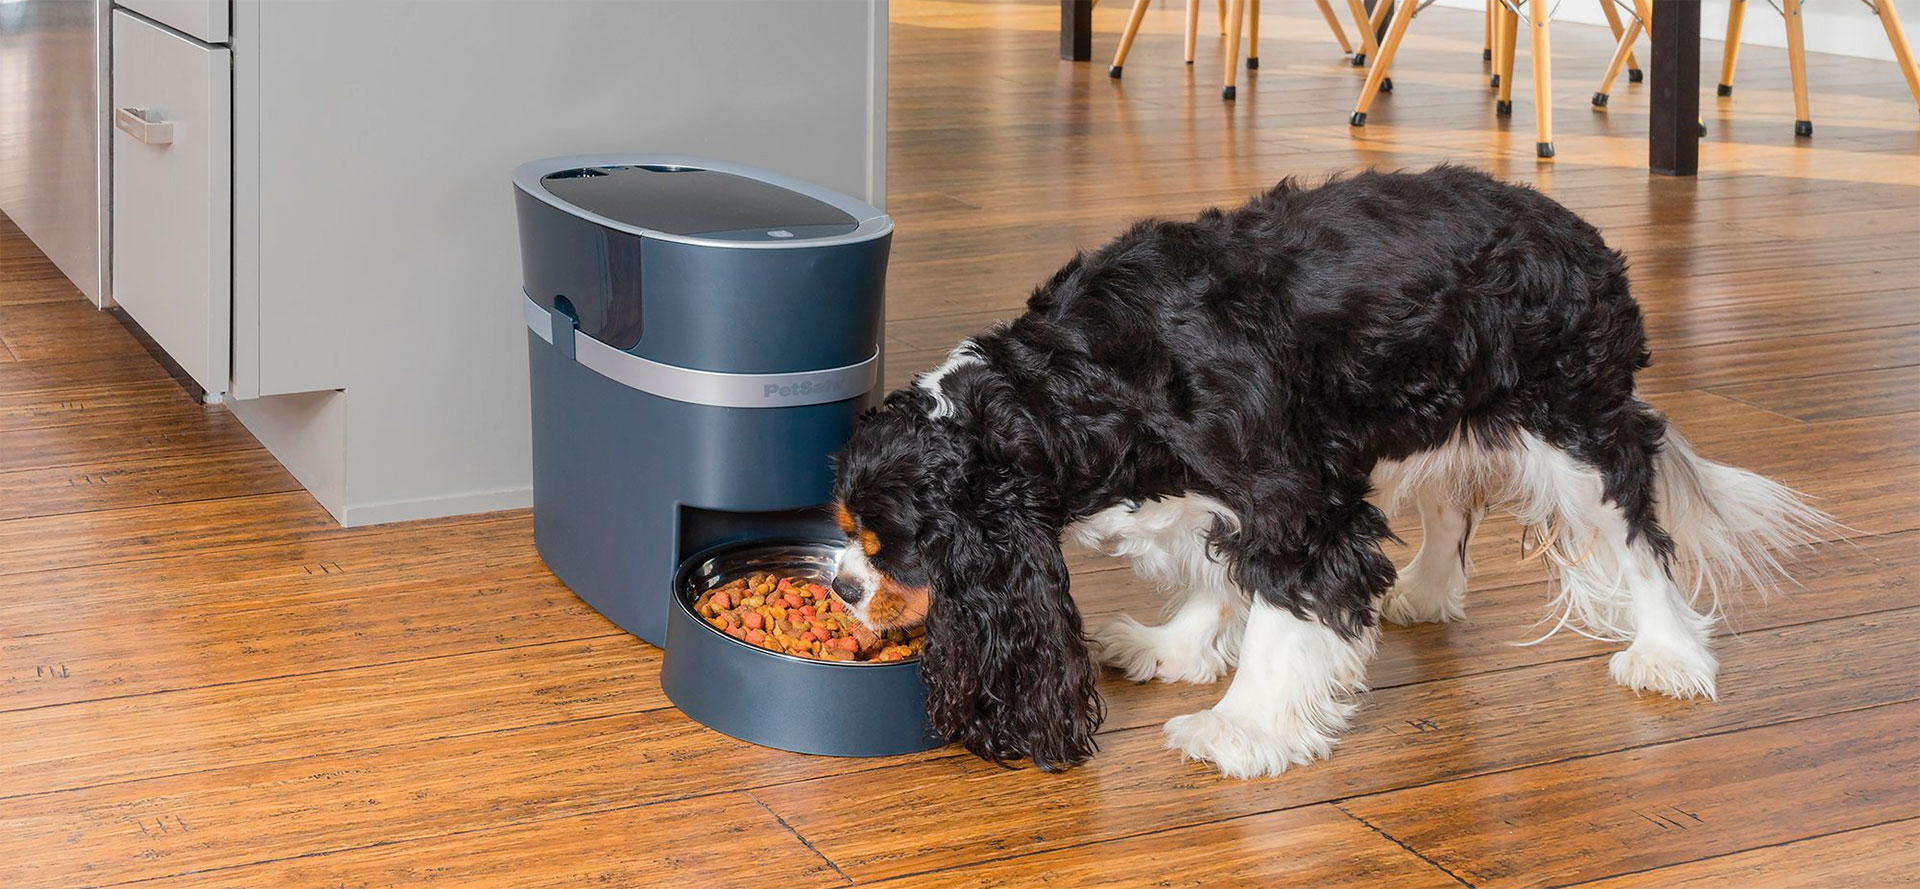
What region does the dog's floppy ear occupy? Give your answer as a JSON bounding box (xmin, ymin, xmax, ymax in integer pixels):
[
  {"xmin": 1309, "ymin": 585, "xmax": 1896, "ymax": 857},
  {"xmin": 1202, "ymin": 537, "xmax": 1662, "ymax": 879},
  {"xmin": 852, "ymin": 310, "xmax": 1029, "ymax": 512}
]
[{"xmin": 919, "ymin": 497, "xmax": 1104, "ymax": 771}]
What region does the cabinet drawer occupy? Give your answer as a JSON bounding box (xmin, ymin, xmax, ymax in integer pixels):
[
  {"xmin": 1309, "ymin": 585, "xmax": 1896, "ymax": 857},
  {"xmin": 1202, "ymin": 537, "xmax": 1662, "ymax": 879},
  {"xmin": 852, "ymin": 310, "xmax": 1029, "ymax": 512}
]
[
  {"xmin": 112, "ymin": 10, "xmax": 232, "ymax": 396},
  {"xmin": 116, "ymin": 0, "xmax": 229, "ymax": 43}
]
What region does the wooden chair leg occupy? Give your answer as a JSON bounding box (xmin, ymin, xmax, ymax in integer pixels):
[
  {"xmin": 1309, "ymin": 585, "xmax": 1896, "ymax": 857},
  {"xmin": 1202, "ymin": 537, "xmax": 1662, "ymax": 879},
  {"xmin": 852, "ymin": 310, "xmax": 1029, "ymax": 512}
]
[
  {"xmin": 1597, "ymin": 0, "xmax": 1642, "ymax": 82},
  {"xmin": 1247, "ymin": 0, "xmax": 1260, "ymax": 69},
  {"xmin": 1528, "ymin": 0, "xmax": 1553, "ymax": 157},
  {"xmin": 1784, "ymin": 0, "xmax": 1812, "ymax": 135},
  {"xmin": 1109, "ymin": 0, "xmax": 1155, "ymax": 77},
  {"xmin": 1223, "ymin": 0, "xmax": 1246, "ymax": 98},
  {"xmin": 1719, "ymin": 0, "xmax": 1746, "ymax": 96},
  {"xmin": 1347, "ymin": 0, "xmax": 1380, "ymax": 64},
  {"xmin": 1485, "ymin": 0, "xmax": 1495, "ymax": 61},
  {"xmin": 1593, "ymin": 16, "xmax": 1643, "ymax": 107},
  {"xmin": 1872, "ymin": 0, "xmax": 1920, "ymax": 111},
  {"xmin": 1496, "ymin": 3, "xmax": 1519, "ymax": 113},
  {"xmin": 1349, "ymin": 0, "xmax": 1417, "ymax": 124},
  {"xmin": 1491, "ymin": 0, "xmax": 1507, "ymax": 89},
  {"xmin": 1186, "ymin": 0, "xmax": 1202, "ymax": 64},
  {"xmin": 1314, "ymin": 0, "xmax": 1354, "ymax": 54}
]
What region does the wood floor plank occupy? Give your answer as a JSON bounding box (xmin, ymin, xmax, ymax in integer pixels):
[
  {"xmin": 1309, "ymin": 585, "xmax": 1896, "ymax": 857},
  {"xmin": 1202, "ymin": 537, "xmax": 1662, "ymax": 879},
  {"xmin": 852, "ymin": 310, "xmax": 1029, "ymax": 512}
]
[
  {"xmin": 0, "ymin": 300, "xmax": 141, "ymax": 362},
  {"xmin": 1619, "ymin": 232, "xmax": 1920, "ymax": 284},
  {"xmin": 1562, "ymin": 818, "xmax": 1920, "ymax": 889},
  {"xmin": 0, "ymin": 562, "xmax": 596, "ymax": 713},
  {"xmin": 755, "ymin": 609, "xmax": 1920, "ymax": 882},
  {"xmin": 1637, "ymin": 259, "xmax": 1917, "ymax": 307},
  {"xmin": 1711, "ymin": 365, "xmax": 1920, "ymax": 422},
  {"xmin": 0, "ymin": 512, "xmax": 539, "ymax": 637},
  {"xmin": 0, "ymin": 379, "xmax": 201, "ymax": 433},
  {"xmin": 0, "ymin": 448, "xmax": 302, "ymax": 521},
  {"xmin": 865, "ymin": 805, "xmax": 1464, "ymax": 889},
  {"xmin": 0, "ymin": 278, "xmax": 87, "ymax": 307},
  {"xmin": 0, "ymin": 404, "xmax": 261, "ymax": 473},
  {"xmin": 1623, "ymin": 325, "xmax": 1920, "ymax": 395},
  {"xmin": 0, "ymin": 351, "xmax": 172, "ymax": 396},
  {"xmin": 0, "ymin": 634, "xmax": 659, "ymax": 799},
  {"xmin": 1730, "ymin": 205, "xmax": 1920, "ymax": 241},
  {"xmin": 137, "ymin": 792, "xmax": 847, "ymax": 889},
  {"xmin": 1642, "ymin": 287, "xmax": 1920, "ymax": 350},
  {"xmin": 0, "ymin": 492, "xmax": 339, "ymax": 578},
  {"xmin": 1342, "ymin": 701, "xmax": 1920, "ymax": 889}
]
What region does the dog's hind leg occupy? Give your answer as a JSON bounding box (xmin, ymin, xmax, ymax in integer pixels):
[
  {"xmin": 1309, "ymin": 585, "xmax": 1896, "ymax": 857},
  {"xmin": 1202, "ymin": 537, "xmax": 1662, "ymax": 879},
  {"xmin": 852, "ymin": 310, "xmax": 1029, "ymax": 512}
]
[
  {"xmin": 1380, "ymin": 492, "xmax": 1480, "ymax": 625},
  {"xmin": 1505, "ymin": 430, "xmax": 1720, "ymax": 700},
  {"xmin": 1076, "ymin": 495, "xmax": 1247, "ymax": 684}
]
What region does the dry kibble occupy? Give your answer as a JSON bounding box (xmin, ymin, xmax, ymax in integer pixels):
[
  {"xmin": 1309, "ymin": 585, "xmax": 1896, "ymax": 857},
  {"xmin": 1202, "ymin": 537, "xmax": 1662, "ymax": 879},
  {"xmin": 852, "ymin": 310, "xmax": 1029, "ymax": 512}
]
[{"xmin": 693, "ymin": 574, "xmax": 923, "ymax": 663}]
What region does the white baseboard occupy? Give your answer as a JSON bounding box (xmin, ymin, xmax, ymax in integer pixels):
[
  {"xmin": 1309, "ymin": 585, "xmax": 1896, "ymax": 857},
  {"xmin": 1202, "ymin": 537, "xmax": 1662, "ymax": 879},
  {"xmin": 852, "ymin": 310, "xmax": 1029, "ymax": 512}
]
[{"xmin": 341, "ymin": 486, "xmax": 533, "ymax": 528}]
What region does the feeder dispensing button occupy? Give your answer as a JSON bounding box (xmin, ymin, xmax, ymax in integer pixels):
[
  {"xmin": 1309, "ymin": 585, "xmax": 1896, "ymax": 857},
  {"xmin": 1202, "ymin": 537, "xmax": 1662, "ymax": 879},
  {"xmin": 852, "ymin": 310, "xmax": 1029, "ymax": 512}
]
[{"xmin": 767, "ymin": 229, "xmax": 795, "ymax": 239}]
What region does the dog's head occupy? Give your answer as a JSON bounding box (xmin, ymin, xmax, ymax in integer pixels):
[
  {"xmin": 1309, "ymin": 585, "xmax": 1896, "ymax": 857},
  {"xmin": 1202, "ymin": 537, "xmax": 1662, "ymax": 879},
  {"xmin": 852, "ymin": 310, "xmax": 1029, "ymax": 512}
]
[{"xmin": 830, "ymin": 387, "xmax": 1103, "ymax": 771}]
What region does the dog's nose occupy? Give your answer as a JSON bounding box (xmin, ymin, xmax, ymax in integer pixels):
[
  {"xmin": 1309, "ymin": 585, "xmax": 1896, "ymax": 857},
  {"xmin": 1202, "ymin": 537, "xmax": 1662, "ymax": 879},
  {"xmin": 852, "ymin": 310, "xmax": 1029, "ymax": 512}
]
[{"xmin": 830, "ymin": 577, "xmax": 866, "ymax": 605}]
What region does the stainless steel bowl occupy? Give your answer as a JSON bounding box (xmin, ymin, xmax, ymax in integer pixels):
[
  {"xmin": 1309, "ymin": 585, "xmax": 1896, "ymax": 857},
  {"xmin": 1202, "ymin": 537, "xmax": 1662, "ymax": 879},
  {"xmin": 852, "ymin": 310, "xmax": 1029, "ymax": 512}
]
[
  {"xmin": 675, "ymin": 539, "xmax": 916, "ymax": 665},
  {"xmin": 659, "ymin": 537, "xmax": 944, "ymax": 756}
]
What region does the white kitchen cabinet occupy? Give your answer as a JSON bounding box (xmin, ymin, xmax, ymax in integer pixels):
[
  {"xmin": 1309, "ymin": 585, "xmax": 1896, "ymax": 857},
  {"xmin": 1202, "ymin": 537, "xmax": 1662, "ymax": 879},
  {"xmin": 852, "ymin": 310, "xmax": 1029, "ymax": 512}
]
[
  {"xmin": 99, "ymin": 0, "xmax": 886, "ymax": 525},
  {"xmin": 110, "ymin": 10, "xmax": 231, "ymax": 396}
]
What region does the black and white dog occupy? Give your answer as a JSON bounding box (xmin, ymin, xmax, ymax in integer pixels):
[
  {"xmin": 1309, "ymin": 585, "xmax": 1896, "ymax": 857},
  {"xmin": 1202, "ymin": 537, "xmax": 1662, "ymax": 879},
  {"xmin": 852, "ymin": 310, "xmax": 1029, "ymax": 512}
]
[{"xmin": 826, "ymin": 166, "xmax": 1828, "ymax": 777}]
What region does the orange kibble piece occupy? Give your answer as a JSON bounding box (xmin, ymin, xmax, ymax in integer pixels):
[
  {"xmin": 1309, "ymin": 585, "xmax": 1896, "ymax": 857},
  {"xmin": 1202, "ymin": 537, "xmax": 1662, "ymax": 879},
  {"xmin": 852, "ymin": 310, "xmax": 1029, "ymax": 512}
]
[
  {"xmin": 745, "ymin": 629, "xmax": 766, "ymax": 645},
  {"xmin": 741, "ymin": 611, "xmax": 764, "ymax": 630}
]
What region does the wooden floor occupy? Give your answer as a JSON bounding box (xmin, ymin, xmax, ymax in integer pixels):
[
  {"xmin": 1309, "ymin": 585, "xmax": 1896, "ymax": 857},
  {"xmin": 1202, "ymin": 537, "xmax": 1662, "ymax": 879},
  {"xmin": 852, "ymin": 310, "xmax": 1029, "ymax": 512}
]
[{"xmin": 4, "ymin": 2, "xmax": 1918, "ymax": 886}]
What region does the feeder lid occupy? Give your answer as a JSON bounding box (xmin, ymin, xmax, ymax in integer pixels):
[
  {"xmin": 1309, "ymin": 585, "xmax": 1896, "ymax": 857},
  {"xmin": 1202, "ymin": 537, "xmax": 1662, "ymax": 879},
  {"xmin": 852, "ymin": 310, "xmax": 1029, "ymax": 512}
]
[{"xmin": 516, "ymin": 155, "xmax": 889, "ymax": 246}]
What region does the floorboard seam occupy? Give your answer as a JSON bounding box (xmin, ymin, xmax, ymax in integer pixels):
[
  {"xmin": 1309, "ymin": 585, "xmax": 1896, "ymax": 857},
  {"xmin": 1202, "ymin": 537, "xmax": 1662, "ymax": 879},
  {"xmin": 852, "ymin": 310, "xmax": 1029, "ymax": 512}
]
[
  {"xmin": 750, "ymin": 791, "xmax": 856, "ymax": 886},
  {"xmin": 1331, "ymin": 803, "xmax": 1476, "ymax": 888}
]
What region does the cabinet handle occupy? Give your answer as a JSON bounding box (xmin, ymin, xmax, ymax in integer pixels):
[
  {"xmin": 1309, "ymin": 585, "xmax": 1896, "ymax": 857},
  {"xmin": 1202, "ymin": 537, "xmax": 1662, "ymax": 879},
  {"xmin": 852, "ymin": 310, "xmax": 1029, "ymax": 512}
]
[{"xmin": 114, "ymin": 107, "xmax": 174, "ymax": 145}]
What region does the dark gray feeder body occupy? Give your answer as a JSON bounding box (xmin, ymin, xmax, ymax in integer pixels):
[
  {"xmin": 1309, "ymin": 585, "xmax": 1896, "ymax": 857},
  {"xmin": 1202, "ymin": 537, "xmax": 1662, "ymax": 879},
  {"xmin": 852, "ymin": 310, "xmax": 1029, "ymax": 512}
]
[{"xmin": 514, "ymin": 155, "xmax": 939, "ymax": 756}]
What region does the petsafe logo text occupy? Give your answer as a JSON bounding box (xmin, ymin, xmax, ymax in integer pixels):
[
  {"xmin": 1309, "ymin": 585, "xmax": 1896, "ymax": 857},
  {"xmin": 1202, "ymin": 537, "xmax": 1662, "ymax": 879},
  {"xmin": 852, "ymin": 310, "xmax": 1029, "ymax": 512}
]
[{"xmin": 765, "ymin": 377, "xmax": 831, "ymax": 400}]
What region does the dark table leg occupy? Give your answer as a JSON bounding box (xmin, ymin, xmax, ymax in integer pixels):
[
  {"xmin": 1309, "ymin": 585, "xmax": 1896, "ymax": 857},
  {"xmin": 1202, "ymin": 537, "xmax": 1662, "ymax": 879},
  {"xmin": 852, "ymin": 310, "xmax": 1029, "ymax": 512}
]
[
  {"xmin": 1649, "ymin": 0, "xmax": 1702, "ymax": 175},
  {"xmin": 1061, "ymin": 0, "xmax": 1094, "ymax": 61}
]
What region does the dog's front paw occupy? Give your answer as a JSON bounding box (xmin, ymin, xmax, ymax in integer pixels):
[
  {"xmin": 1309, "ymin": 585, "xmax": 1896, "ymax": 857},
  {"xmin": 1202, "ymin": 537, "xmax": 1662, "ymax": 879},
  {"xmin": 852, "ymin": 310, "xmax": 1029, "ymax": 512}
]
[
  {"xmin": 1378, "ymin": 567, "xmax": 1466, "ymax": 626},
  {"xmin": 1162, "ymin": 707, "xmax": 1340, "ymax": 778},
  {"xmin": 1092, "ymin": 615, "xmax": 1229, "ymax": 684},
  {"xmin": 1609, "ymin": 640, "xmax": 1718, "ymax": 701}
]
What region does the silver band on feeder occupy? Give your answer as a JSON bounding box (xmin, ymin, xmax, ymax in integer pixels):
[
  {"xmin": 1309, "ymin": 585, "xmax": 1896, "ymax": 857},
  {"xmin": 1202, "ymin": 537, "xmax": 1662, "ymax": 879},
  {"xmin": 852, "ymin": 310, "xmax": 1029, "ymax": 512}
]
[{"xmin": 524, "ymin": 293, "xmax": 878, "ymax": 409}]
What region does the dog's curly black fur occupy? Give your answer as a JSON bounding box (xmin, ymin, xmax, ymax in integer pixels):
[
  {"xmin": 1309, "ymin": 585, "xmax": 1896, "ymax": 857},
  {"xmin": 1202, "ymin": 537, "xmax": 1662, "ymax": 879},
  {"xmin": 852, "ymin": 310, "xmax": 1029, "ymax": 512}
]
[{"xmin": 832, "ymin": 166, "xmax": 1670, "ymax": 770}]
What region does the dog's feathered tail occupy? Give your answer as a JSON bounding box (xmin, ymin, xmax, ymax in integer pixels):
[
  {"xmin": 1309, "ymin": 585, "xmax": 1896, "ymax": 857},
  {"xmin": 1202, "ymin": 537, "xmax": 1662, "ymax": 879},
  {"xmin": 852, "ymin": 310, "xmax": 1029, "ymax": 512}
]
[{"xmin": 1651, "ymin": 423, "xmax": 1839, "ymax": 619}]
